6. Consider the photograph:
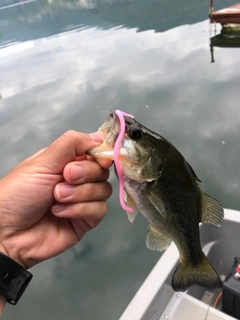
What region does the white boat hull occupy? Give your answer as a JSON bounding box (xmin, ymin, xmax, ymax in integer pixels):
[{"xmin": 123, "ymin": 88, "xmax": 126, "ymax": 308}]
[{"xmin": 120, "ymin": 208, "xmax": 240, "ymax": 320}]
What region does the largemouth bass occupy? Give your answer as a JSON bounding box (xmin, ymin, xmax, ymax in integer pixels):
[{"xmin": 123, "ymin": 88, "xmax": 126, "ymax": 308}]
[{"xmin": 88, "ymin": 111, "xmax": 224, "ymax": 292}]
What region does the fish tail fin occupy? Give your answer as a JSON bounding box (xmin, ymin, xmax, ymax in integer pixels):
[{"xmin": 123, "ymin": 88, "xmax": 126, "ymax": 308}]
[{"xmin": 171, "ymin": 253, "xmax": 222, "ymax": 292}]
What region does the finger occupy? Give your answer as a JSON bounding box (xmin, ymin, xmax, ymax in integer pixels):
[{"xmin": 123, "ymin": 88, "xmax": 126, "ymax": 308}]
[
  {"xmin": 51, "ymin": 200, "xmax": 108, "ymax": 226},
  {"xmin": 89, "ymin": 132, "xmax": 113, "ymax": 169},
  {"xmin": 89, "ymin": 132, "xmax": 105, "ymax": 143},
  {"xmin": 31, "ymin": 131, "xmax": 102, "ymax": 174},
  {"xmin": 95, "ymin": 158, "xmax": 113, "ymax": 169},
  {"xmin": 54, "ymin": 181, "xmax": 112, "ymax": 203},
  {"xmin": 63, "ymin": 160, "xmax": 110, "ymax": 184},
  {"xmin": 70, "ymin": 219, "xmax": 93, "ymax": 236},
  {"xmin": 66, "ymin": 207, "xmax": 108, "ymax": 241}
]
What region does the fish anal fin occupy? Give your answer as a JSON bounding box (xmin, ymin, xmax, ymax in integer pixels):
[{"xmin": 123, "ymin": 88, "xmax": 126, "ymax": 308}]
[
  {"xmin": 146, "ymin": 225, "xmax": 172, "ymax": 251},
  {"xmin": 201, "ymin": 193, "xmax": 224, "ymax": 228},
  {"xmin": 172, "ymin": 252, "xmax": 222, "ymax": 292},
  {"xmin": 124, "ymin": 191, "xmax": 138, "ymax": 223}
]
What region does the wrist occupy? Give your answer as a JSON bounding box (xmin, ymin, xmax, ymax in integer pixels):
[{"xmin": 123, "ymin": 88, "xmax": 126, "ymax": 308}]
[
  {"xmin": 0, "ymin": 252, "xmax": 33, "ymax": 305},
  {"xmin": 0, "ymin": 245, "xmax": 26, "ymax": 269}
]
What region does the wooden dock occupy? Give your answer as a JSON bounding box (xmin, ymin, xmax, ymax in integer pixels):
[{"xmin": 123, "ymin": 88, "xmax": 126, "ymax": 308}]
[
  {"xmin": 210, "ymin": 33, "xmax": 240, "ymax": 48},
  {"xmin": 210, "ymin": 2, "xmax": 240, "ymax": 24}
]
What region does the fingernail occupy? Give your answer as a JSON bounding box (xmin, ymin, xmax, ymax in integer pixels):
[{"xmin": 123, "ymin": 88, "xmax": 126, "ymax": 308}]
[
  {"xmin": 71, "ymin": 164, "xmax": 84, "ymax": 181},
  {"xmin": 89, "ymin": 132, "xmax": 105, "ymax": 142},
  {"xmin": 52, "ymin": 204, "xmax": 68, "ymax": 214},
  {"xmin": 56, "ymin": 184, "xmax": 74, "ymax": 199}
]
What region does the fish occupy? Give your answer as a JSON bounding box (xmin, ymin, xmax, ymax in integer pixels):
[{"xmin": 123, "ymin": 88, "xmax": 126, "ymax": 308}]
[{"xmin": 87, "ymin": 111, "xmax": 224, "ymax": 292}]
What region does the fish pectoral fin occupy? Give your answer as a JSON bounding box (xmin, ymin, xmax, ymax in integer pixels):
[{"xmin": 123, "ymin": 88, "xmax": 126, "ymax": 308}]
[
  {"xmin": 126, "ymin": 210, "xmax": 138, "ymax": 223},
  {"xmin": 172, "ymin": 252, "xmax": 222, "ymax": 292},
  {"xmin": 146, "ymin": 226, "xmax": 172, "ymax": 251},
  {"xmin": 201, "ymin": 193, "xmax": 224, "ymax": 228},
  {"xmin": 124, "ymin": 191, "xmax": 138, "ymax": 223},
  {"xmin": 146, "ymin": 189, "xmax": 167, "ymax": 219}
]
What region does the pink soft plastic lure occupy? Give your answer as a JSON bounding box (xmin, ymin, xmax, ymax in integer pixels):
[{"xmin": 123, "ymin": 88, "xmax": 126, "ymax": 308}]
[{"xmin": 114, "ymin": 110, "xmax": 135, "ymax": 213}]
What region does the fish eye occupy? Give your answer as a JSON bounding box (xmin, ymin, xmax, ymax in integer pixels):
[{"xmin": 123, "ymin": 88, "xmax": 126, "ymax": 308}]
[{"xmin": 129, "ymin": 126, "xmax": 142, "ymax": 140}]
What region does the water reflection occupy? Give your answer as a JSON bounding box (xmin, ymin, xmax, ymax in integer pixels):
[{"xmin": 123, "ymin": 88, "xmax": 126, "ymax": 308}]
[
  {"xmin": 0, "ymin": 0, "xmax": 233, "ymax": 49},
  {"xmin": 1, "ymin": 1, "xmax": 240, "ymax": 320},
  {"xmin": 210, "ymin": 31, "xmax": 240, "ymax": 63}
]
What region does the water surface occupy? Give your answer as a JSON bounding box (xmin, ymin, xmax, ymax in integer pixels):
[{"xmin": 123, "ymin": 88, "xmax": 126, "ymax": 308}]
[{"xmin": 0, "ymin": 1, "xmax": 240, "ymax": 319}]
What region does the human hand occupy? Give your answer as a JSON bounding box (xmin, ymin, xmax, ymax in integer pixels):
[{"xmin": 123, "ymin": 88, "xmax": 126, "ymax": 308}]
[{"xmin": 0, "ymin": 131, "xmax": 112, "ymax": 270}]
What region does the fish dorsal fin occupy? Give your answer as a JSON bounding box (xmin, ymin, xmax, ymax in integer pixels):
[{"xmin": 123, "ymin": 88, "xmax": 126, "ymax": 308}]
[
  {"xmin": 184, "ymin": 159, "xmax": 202, "ymax": 190},
  {"xmin": 201, "ymin": 193, "xmax": 224, "ymax": 228},
  {"xmin": 146, "ymin": 189, "xmax": 167, "ymax": 219},
  {"xmin": 146, "ymin": 225, "xmax": 172, "ymax": 251},
  {"xmin": 124, "ymin": 191, "xmax": 138, "ymax": 223}
]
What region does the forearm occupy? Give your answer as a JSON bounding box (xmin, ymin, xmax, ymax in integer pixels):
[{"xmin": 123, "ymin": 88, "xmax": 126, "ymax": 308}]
[
  {"xmin": 0, "ymin": 296, "xmax": 6, "ymax": 317},
  {"xmin": 0, "ymin": 247, "xmax": 7, "ymax": 316}
]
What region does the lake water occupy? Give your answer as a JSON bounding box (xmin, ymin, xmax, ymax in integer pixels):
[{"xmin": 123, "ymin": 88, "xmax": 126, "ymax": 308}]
[{"xmin": 0, "ymin": 1, "xmax": 240, "ymax": 319}]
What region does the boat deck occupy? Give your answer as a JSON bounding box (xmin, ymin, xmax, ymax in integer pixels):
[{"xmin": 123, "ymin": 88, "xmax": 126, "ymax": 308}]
[
  {"xmin": 210, "ymin": 3, "xmax": 240, "ymax": 24},
  {"xmin": 158, "ymin": 291, "xmax": 235, "ymax": 320}
]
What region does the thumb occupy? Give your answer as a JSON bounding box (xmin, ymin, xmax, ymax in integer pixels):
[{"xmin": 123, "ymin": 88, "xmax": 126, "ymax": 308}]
[{"xmin": 32, "ymin": 131, "xmax": 100, "ymax": 174}]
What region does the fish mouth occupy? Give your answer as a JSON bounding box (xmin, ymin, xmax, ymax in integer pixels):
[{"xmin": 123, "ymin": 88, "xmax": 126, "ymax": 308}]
[
  {"xmin": 99, "ymin": 111, "xmax": 116, "ymax": 135},
  {"xmin": 87, "ymin": 111, "xmax": 120, "ymax": 160}
]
